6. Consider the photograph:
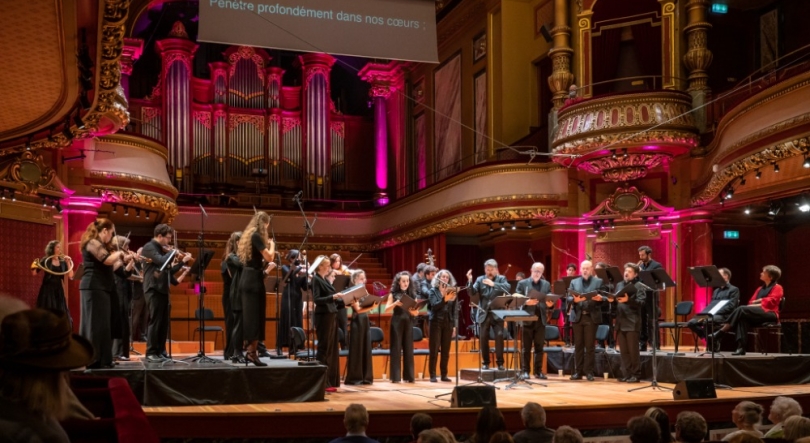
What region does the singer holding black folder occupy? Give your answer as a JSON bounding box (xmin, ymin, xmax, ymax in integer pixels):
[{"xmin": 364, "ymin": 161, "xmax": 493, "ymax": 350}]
[
  {"xmin": 612, "ymin": 263, "xmax": 644, "ymax": 382},
  {"xmin": 312, "ymin": 255, "xmax": 346, "ymax": 390},
  {"xmin": 515, "ymin": 262, "xmax": 551, "ymax": 380},
  {"xmin": 467, "ymin": 259, "xmax": 512, "ymax": 370},
  {"xmin": 345, "ymin": 269, "xmax": 377, "ymax": 385},
  {"xmin": 385, "ymin": 271, "xmax": 420, "ymax": 383},
  {"xmin": 567, "ymin": 260, "xmax": 603, "ymax": 381},
  {"xmin": 427, "ymin": 269, "xmax": 458, "ymax": 382}
]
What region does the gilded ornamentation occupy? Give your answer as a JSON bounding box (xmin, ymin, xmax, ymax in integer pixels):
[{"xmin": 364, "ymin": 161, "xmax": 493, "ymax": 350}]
[
  {"xmin": 304, "ymin": 66, "xmax": 331, "ymax": 89},
  {"xmin": 95, "ymin": 186, "xmax": 179, "ymax": 223},
  {"xmin": 584, "ymin": 186, "xmax": 672, "ymax": 221},
  {"xmin": 162, "ymin": 52, "xmax": 192, "ymax": 77},
  {"xmin": 228, "ymin": 114, "xmax": 265, "ymax": 132},
  {"xmin": 331, "ymin": 121, "xmax": 345, "ymax": 137},
  {"xmin": 683, "ymin": 0, "xmax": 713, "ymax": 92},
  {"xmin": 0, "ymin": 151, "xmax": 60, "ymax": 195},
  {"xmin": 578, "ymin": 153, "xmax": 673, "ymax": 182},
  {"xmin": 88, "ymin": 170, "xmax": 177, "ymax": 198},
  {"xmin": 554, "ymin": 130, "xmax": 698, "ymax": 157},
  {"xmin": 193, "ymin": 111, "xmax": 212, "ymax": 129},
  {"xmin": 548, "ymin": 0, "xmax": 575, "ymax": 108},
  {"xmin": 282, "ymin": 117, "xmax": 301, "ymax": 133},
  {"xmin": 228, "ymin": 46, "xmax": 266, "ymax": 82},
  {"xmin": 168, "ymin": 21, "xmax": 188, "ymax": 38},
  {"xmin": 369, "ymin": 85, "xmax": 393, "ymax": 99},
  {"xmin": 691, "ymin": 137, "xmax": 810, "ymax": 206},
  {"xmin": 142, "ymin": 107, "xmax": 160, "ymax": 122}
]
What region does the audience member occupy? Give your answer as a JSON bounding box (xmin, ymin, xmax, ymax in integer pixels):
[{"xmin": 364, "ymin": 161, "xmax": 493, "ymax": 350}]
[
  {"xmin": 628, "ymin": 415, "xmax": 661, "ymax": 443},
  {"xmin": 795, "ymin": 437, "xmax": 810, "ymax": 443},
  {"xmin": 513, "ymin": 402, "xmax": 554, "ymax": 443},
  {"xmin": 553, "ymin": 426, "xmax": 583, "ymax": 443},
  {"xmin": 646, "ymin": 407, "xmax": 674, "ymax": 443},
  {"xmin": 0, "ymin": 307, "xmax": 94, "ymax": 443},
  {"xmin": 419, "ymin": 429, "xmax": 452, "ymax": 443},
  {"xmin": 489, "ymin": 431, "xmax": 513, "ymax": 443},
  {"xmin": 783, "ymin": 416, "xmax": 810, "ymax": 442},
  {"xmin": 410, "ymin": 413, "xmax": 433, "ymax": 443},
  {"xmin": 764, "ymin": 396, "xmax": 803, "ymax": 438},
  {"xmin": 675, "ymin": 411, "xmax": 707, "ymax": 443},
  {"xmin": 464, "ymin": 406, "xmax": 506, "ymax": 443},
  {"xmin": 328, "ymin": 404, "xmax": 379, "ymax": 443},
  {"xmin": 726, "ymin": 434, "xmax": 763, "ymax": 443},
  {"xmin": 723, "ymin": 401, "xmax": 764, "ymax": 441},
  {"xmin": 435, "ymin": 427, "xmax": 458, "ymax": 443}
]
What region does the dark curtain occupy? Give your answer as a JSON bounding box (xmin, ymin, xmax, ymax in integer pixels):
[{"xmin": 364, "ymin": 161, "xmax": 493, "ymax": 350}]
[
  {"xmin": 592, "ymin": 28, "xmax": 623, "ymax": 96},
  {"xmin": 631, "ymin": 23, "xmax": 663, "ymax": 83}
]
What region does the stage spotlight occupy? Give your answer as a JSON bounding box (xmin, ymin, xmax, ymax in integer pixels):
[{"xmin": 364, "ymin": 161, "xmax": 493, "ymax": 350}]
[
  {"xmin": 500, "ymin": 223, "xmax": 505, "ymax": 231},
  {"xmin": 124, "ymin": 207, "xmax": 129, "ymax": 217},
  {"xmin": 773, "ymin": 163, "xmax": 780, "ymax": 173},
  {"xmin": 11, "ymin": 191, "xmax": 16, "ymax": 202},
  {"xmin": 526, "ymin": 220, "xmax": 532, "ymax": 229},
  {"xmin": 511, "ymin": 221, "xmax": 516, "ymax": 230},
  {"xmin": 725, "ymin": 187, "xmax": 734, "ymax": 200},
  {"xmin": 73, "ymin": 111, "xmax": 85, "ymax": 130},
  {"xmin": 488, "ymin": 224, "xmax": 493, "ymax": 232},
  {"xmin": 609, "ymin": 219, "xmax": 615, "ymax": 228},
  {"xmin": 755, "ymin": 170, "xmax": 761, "ymax": 179},
  {"xmin": 799, "ymin": 195, "xmax": 810, "ymax": 213},
  {"xmin": 740, "ymin": 177, "xmax": 746, "ymax": 186},
  {"xmin": 145, "ymin": 211, "xmax": 150, "ymax": 220},
  {"xmin": 768, "ymin": 201, "xmax": 781, "ymax": 216},
  {"xmin": 744, "ymin": 206, "xmax": 751, "ymax": 215},
  {"xmin": 803, "ymin": 155, "xmax": 810, "ymax": 169},
  {"xmin": 654, "ymin": 215, "xmax": 661, "ymax": 226},
  {"xmin": 25, "ymin": 137, "xmax": 32, "ymax": 151},
  {"xmin": 0, "ymin": 190, "xmax": 5, "ymax": 200},
  {"xmin": 642, "ymin": 216, "xmax": 649, "ymax": 226},
  {"xmin": 136, "ymin": 209, "xmax": 141, "ymax": 218},
  {"xmin": 112, "ymin": 204, "xmax": 117, "ymax": 214},
  {"xmin": 593, "ymin": 222, "xmax": 600, "ymax": 232},
  {"xmin": 55, "ymin": 202, "xmax": 63, "ymax": 213}
]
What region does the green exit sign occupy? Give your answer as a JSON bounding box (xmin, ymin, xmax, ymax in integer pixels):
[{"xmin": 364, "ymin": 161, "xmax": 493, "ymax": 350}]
[
  {"xmin": 711, "ymin": 3, "xmax": 728, "ymax": 13},
  {"xmin": 723, "ymin": 230, "xmax": 740, "ymax": 239}
]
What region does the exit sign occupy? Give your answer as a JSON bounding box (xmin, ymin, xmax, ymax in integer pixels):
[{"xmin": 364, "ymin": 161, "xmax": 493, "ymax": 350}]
[
  {"xmin": 723, "ymin": 230, "xmax": 740, "ymax": 239},
  {"xmin": 711, "ymin": 3, "xmax": 728, "ymax": 13}
]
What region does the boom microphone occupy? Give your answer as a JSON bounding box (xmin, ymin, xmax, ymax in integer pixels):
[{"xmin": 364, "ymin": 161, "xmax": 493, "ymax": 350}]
[{"xmin": 293, "ymin": 190, "xmax": 304, "ymax": 201}]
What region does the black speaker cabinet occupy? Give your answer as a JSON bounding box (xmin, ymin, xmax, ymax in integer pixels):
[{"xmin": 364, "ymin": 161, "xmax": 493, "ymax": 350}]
[
  {"xmin": 673, "ymin": 379, "xmax": 717, "ymax": 400},
  {"xmin": 451, "ymin": 386, "xmax": 497, "ymax": 408}
]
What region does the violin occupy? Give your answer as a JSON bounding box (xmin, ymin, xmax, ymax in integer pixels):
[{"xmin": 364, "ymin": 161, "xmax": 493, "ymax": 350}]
[{"xmin": 163, "ymin": 245, "xmax": 195, "ymax": 266}]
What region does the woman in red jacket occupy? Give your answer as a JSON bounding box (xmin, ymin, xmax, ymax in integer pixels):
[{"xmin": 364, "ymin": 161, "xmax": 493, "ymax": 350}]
[{"xmin": 711, "ymin": 265, "xmax": 783, "ymax": 356}]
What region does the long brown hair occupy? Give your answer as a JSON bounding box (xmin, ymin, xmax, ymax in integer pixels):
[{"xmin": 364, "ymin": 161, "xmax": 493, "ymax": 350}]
[
  {"xmin": 224, "ymin": 231, "xmax": 242, "ymax": 259},
  {"xmin": 237, "ymin": 212, "xmax": 270, "ymax": 264},
  {"xmin": 79, "ymin": 218, "xmax": 114, "ymax": 250}
]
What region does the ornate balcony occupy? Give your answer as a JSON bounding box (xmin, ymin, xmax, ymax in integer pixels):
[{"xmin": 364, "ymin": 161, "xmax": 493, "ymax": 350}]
[{"xmin": 551, "ymin": 90, "xmax": 699, "ymax": 182}]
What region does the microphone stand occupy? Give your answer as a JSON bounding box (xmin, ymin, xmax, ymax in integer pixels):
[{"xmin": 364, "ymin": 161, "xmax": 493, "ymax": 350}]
[
  {"xmin": 294, "ymin": 192, "xmax": 319, "ymax": 366},
  {"xmin": 183, "ymin": 204, "xmax": 219, "ymax": 364},
  {"xmin": 160, "ymin": 249, "xmax": 188, "ymax": 366}
]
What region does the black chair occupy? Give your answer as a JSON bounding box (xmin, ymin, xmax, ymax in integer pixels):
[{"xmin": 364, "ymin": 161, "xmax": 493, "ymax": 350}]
[
  {"xmin": 750, "ymin": 296, "xmax": 787, "ymax": 355},
  {"xmin": 192, "ymin": 308, "xmax": 222, "ymax": 349},
  {"xmin": 659, "ymin": 301, "xmax": 694, "ymax": 353},
  {"xmin": 369, "ymin": 327, "xmax": 390, "ymax": 369},
  {"xmin": 289, "ymin": 326, "xmax": 311, "ymax": 359},
  {"xmin": 413, "ymin": 327, "xmax": 430, "ymax": 377}
]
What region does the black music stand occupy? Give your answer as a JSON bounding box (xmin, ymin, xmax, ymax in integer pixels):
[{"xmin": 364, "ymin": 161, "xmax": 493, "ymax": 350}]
[
  {"xmin": 183, "ymin": 249, "xmax": 217, "ymax": 364},
  {"xmin": 299, "ymin": 288, "xmax": 318, "ymax": 365},
  {"xmin": 689, "ymin": 265, "xmax": 732, "ymax": 390},
  {"xmin": 460, "ymin": 291, "xmax": 498, "ymax": 389},
  {"xmin": 630, "ymin": 269, "xmax": 675, "ymax": 392},
  {"xmin": 492, "ymin": 297, "xmax": 545, "ymax": 389}
]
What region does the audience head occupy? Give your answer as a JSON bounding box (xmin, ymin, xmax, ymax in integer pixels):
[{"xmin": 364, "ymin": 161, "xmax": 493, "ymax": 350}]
[
  {"xmin": 0, "ymin": 307, "xmax": 94, "ymax": 420},
  {"xmin": 675, "ymin": 411, "xmax": 707, "ymax": 443},
  {"xmin": 474, "ymin": 405, "xmax": 506, "ymax": 443},
  {"xmin": 521, "ymin": 402, "xmax": 547, "ymax": 429},
  {"xmin": 727, "ymin": 434, "xmax": 763, "ymax": 443},
  {"xmin": 646, "ymin": 407, "xmax": 673, "ymax": 443},
  {"xmin": 488, "ymin": 431, "xmax": 513, "ymax": 443},
  {"xmin": 732, "ymin": 401, "xmax": 763, "ymax": 429},
  {"xmin": 769, "ymin": 396, "xmax": 802, "ymax": 425},
  {"xmin": 783, "ymin": 416, "xmax": 810, "ymax": 441},
  {"xmin": 435, "ymin": 427, "xmax": 457, "ymax": 443},
  {"xmin": 342, "ymin": 403, "xmax": 369, "ymax": 434},
  {"xmin": 410, "ymin": 412, "xmax": 433, "ymax": 439},
  {"xmin": 418, "ymin": 428, "xmax": 452, "ymax": 443},
  {"xmin": 628, "ymin": 415, "xmax": 661, "ymax": 443},
  {"xmin": 553, "ymin": 425, "xmax": 583, "ymax": 443}
]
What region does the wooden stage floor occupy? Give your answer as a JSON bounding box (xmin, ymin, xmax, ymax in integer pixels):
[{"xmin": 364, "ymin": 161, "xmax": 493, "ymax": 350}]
[{"xmin": 143, "ymin": 365, "xmax": 810, "ymax": 440}]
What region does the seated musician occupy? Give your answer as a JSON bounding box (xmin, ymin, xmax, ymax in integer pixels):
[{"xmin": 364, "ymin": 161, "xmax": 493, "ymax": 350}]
[
  {"xmin": 687, "ymin": 267, "xmax": 739, "ymax": 352},
  {"xmin": 711, "ymin": 265, "xmax": 783, "ymax": 356}
]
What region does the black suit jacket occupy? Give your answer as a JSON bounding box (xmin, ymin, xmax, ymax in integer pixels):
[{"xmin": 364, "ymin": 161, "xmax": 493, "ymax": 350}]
[
  {"xmin": 516, "ymin": 277, "xmax": 551, "ymax": 326},
  {"xmin": 312, "ymin": 274, "xmax": 345, "ymax": 314},
  {"xmin": 613, "ymin": 279, "xmax": 645, "ymax": 332},
  {"xmin": 711, "ymin": 283, "xmax": 740, "ymax": 321},
  {"xmin": 468, "ymin": 274, "xmax": 511, "ymax": 311},
  {"xmin": 567, "ymin": 276, "xmax": 604, "ymax": 323},
  {"xmin": 141, "ymin": 239, "xmax": 183, "ymax": 295}
]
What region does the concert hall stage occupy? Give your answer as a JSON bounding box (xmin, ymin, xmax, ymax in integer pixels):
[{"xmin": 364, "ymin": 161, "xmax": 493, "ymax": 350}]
[{"xmin": 79, "ymin": 359, "xmax": 326, "ymax": 406}]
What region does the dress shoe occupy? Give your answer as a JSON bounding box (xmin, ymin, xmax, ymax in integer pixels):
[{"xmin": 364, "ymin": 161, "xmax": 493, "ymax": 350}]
[
  {"xmin": 258, "ymin": 350, "xmax": 272, "ymax": 358},
  {"xmin": 430, "ymin": 377, "xmax": 438, "ymax": 382},
  {"xmin": 732, "ymin": 348, "xmax": 746, "ymax": 356},
  {"xmin": 441, "ymin": 376, "xmax": 452, "ymax": 382},
  {"xmin": 245, "ymin": 350, "xmax": 267, "ymax": 367},
  {"xmin": 146, "ymin": 354, "xmax": 164, "ymax": 363},
  {"xmin": 711, "ymin": 330, "xmax": 725, "ymax": 341},
  {"xmin": 497, "ymin": 365, "xmax": 505, "ymax": 371},
  {"xmin": 639, "ymin": 343, "xmax": 648, "ymax": 352},
  {"xmin": 160, "ymin": 351, "xmax": 169, "ymax": 359},
  {"xmin": 521, "ymin": 372, "xmax": 530, "ymax": 379},
  {"xmin": 617, "ymin": 377, "xmax": 627, "ymax": 382},
  {"xmin": 569, "ymin": 373, "xmax": 582, "ymax": 380},
  {"xmin": 535, "ymin": 373, "xmax": 547, "ymax": 380},
  {"xmin": 115, "ymin": 355, "xmax": 130, "ymax": 361},
  {"xmin": 391, "ymin": 380, "xmax": 401, "ymax": 384},
  {"xmin": 625, "ymin": 376, "xmax": 639, "ymax": 383},
  {"xmin": 586, "ymin": 374, "xmax": 594, "ymax": 381},
  {"xmin": 482, "ymin": 364, "xmax": 490, "ymax": 370}
]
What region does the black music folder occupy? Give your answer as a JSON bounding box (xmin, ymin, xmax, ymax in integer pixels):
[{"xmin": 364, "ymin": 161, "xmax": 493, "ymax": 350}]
[
  {"xmin": 528, "ymin": 289, "xmax": 562, "ymax": 304},
  {"xmin": 333, "ymin": 275, "xmax": 351, "ymax": 292},
  {"xmin": 358, "ymin": 294, "xmax": 384, "ymax": 309},
  {"xmin": 570, "ymin": 290, "xmax": 599, "ymax": 300},
  {"xmin": 399, "ymin": 294, "xmax": 429, "ymax": 311},
  {"xmin": 599, "ymin": 283, "xmax": 637, "ymax": 301},
  {"xmin": 337, "ymin": 283, "xmax": 368, "ymax": 305}
]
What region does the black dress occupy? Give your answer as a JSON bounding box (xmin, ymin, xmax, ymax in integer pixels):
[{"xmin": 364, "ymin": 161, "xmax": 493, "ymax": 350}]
[
  {"xmin": 226, "ymin": 253, "xmax": 244, "ymax": 353},
  {"xmin": 221, "ymin": 259, "xmax": 235, "ymax": 358},
  {"xmin": 277, "ymin": 264, "xmax": 306, "ymax": 351},
  {"xmin": 79, "ymin": 239, "xmax": 115, "ymax": 368},
  {"xmin": 111, "ymin": 267, "xmax": 132, "ymax": 358},
  {"xmin": 35, "ymin": 258, "xmax": 71, "ymax": 323},
  {"xmin": 345, "ymin": 305, "xmax": 373, "ymax": 385},
  {"xmin": 239, "ymin": 232, "xmax": 266, "ymax": 342},
  {"xmin": 313, "ymin": 273, "xmax": 343, "ymax": 388}
]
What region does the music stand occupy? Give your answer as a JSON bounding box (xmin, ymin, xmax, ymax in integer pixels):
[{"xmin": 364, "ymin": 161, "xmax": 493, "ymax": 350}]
[
  {"xmin": 629, "ymin": 269, "xmax": 675, "ymax": 391},
  {"xmin": 299, "ymin": 288, "xmax": 318, "ymax": 366},
  {"xmin": 160, "ymin": 249, "xmax": 189, "ymax": 367},
  {"xmin": 689, "ymin": 265, "xmax": 732, "ymax": 390},
  {"xmin": 492, "ymin": 297, "xmax": 545, "ymax": 389},
  {"xmin": 183, "ymin": 249, "xmax": 217, "ymax": 364},
  {"xmin": 596, "ymin": 267, "xmax": 622, "ymax": 351}
]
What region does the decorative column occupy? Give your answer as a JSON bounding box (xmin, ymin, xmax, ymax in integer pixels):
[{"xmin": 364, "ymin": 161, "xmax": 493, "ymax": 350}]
[
  {"xmin": 156, "ymin": 22, "xmax": 198, "ymax": 192},
  {"xmin": 266, "ymin": 66, "xmax": 284, "ymax": 109},
  {"xmin": 548, "ymin": 0, "xmax": 575, "ymax": 108},
  {"xmin": 300, "ymin": 53, "xmax": 335, "ymax": 199},
  {"xmin": 119, "ymin": 38, "xmax": 143, "ymax": 101},
  {"xmin": 210, "ymin": 61, "xmax": 228, "ymax": 105},
  {"xmin": 359, "ymin": 61, "xmax": 404, "ymax": 204},
  {"xmin": 683, "ymin": 0, "xmax": 713, "ymax": 132},
  {"xmin": 64, "ymin": 196, "xmax": 102, "ymax": 332}
]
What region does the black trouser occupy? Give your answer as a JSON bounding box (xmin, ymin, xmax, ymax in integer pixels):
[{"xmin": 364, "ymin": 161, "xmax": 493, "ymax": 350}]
[
  {"xmin": 726, "ymin": 306, "xmax": 777, "ymax": 348},
  {"xmin": 337, "ymin": 308, "xmax": 348, "ymax": 349},
  {"xmin": 573, "ymin": 315, "xmax": 597, "ymax": 375},
  {"xmin": 522, "ymin": 322, "xmax": 545, "ymax": 375},
  {"xmin": 145, "ymin": 289, "xmax": 169, "ymax": 357},
  {"xmin": 222, "ymin": 291, "xmax": 234, "ymax": 358},
  {"xmin": 389, "ymin": 313, "xmax": 414, "ymax": 382},
  {"xmin": 315, "ymin": 311, "xmax": 340, "ymax": 387},
  {"xmin": 687, "ymin": 315, "xmax": 724, "ymax": 339},
  {"xmin": 112, "ymin": 289, "xmax": 131, "ymax": 358},
  {"xmin": 599, "ymin": 305, "xmax": 615, "ymax": 348},
  {"xmin": 429, "ymin": 316, "xmax": 453, "ymax": 378},
  {"xmin": 231, "ymin": 309, "xmax": 243, "ymax": 356},
  {"xmin": 480, "ymin": 313, "xmax": 505, "ymax": 366},
  {"xmin": 617, "ymin": 330, "xmax": 640, "ymax": 378},
  {"xmin": 563, "ymin": 302, "xmax": 573, "ymax": 345},
  {"xmin": 131, "ymin": 295, "xmax": 148, "ymax": 342}
]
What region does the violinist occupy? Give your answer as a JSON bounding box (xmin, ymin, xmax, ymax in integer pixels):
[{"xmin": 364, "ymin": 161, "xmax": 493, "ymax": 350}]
[
  {"xmin": 330, "ymin": 253, "xmax": 350, "ymax": 348},
  {"xmin": 111, "ymin": 235, "xmax": 136, "ymax": 362},
  {"xmin": 142, "ymin": 224, "xmax": 193, "ymax": 363},
  {"xmin": 428, "ymin": 270, "xmax": 458, "ymax": 382},
  {"xmin": 130, "ymin": 247, "xmax": 149, "ymax": 344},
  {"xmin": 277, "ymin": 249, "xmax": 308, "ymax": 356},
  {"xmin": 32, "ymin": 240, "xmax": 74, "ymax": 323},
  {"xmin": 237, "ymin": 211, "xmax": 276, "ymax": 366},
  {"xmin": 79, "ymin": 218, "xmax": 126, "ymax": 369}
]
